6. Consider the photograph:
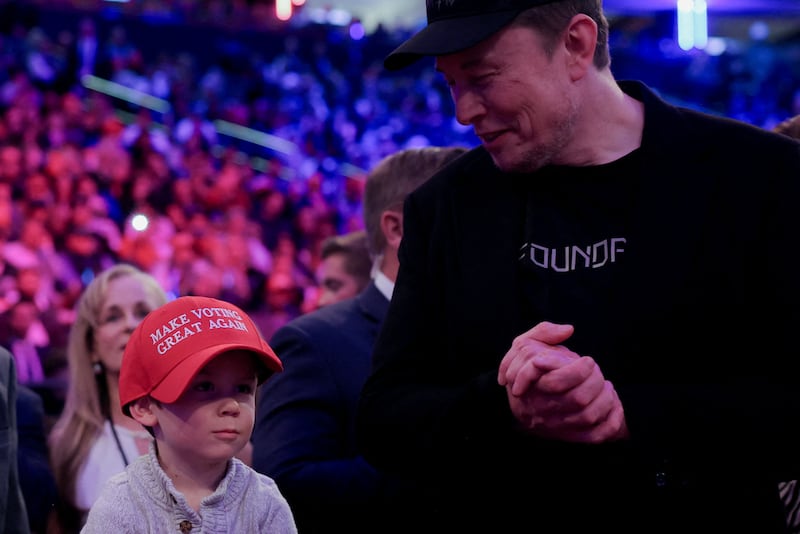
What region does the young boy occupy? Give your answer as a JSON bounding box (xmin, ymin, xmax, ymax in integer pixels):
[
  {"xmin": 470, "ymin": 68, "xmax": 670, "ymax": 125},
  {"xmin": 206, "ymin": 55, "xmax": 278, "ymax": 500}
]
[{"xmin": 81, "ymin": 295, "xmax": 298, "ymax": 533}]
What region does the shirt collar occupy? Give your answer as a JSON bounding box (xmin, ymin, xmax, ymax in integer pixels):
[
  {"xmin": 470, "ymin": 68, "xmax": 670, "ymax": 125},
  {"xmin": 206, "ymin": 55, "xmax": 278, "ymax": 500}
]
[{"xmin": 373, "ymin": 268, "xmax": 394, "ymax": 301}]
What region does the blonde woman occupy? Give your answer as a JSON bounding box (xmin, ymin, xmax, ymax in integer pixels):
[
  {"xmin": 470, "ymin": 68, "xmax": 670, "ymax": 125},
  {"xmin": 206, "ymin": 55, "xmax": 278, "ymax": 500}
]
[{"xmin": 48, "ymin": 264, "xmax": 169, "ymax": 533}]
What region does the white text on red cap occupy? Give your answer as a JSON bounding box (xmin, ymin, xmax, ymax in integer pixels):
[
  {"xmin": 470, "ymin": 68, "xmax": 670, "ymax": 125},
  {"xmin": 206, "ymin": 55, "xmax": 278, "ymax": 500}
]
[{"xmin": 149, "ymin": 307, "xmax": 249, "ymax": 356}]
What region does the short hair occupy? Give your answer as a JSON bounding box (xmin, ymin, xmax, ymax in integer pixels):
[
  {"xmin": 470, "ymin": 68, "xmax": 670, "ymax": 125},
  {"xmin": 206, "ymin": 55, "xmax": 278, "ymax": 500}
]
[
  {"xmin": 513, "ymin": 0, "xmax": 610, "ymax": 70},
  {"xmin": 320, "ymin": 230, "xmax": 372, "ymax": 285},
  {"xmin": 363, "ymin": 146, "xmax": 468, "ymax": 256}
]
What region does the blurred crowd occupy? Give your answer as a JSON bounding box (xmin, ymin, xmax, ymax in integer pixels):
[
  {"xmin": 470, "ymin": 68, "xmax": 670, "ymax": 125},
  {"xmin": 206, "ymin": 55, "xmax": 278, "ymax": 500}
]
[{"xmin": 0, "ymin": 0, "xmax": 797, "ymax": 418}]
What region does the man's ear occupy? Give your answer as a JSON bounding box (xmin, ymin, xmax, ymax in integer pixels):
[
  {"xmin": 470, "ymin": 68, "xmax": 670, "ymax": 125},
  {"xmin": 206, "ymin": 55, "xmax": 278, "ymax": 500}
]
[
  {"xmin": 380, "ymin": 209, "xmax": 403, "ymax": 251},
  {"xmin": 128, "ymin": 396, "xmax": 158, "ymax": 428},
  {"xmin": 563, "ymin": 13, "xmax": 598, "ymax": 81}
]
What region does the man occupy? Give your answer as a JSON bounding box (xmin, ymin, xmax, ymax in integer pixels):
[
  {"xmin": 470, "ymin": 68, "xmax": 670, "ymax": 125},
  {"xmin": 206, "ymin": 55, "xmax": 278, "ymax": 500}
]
[
  {"xmin": 314, "ymin": 230, "xmax": 372, "ymax": 309},
  {"xmin": 356, "ymin": 1, "xmax": 800, "ymax": 533},
  {"xmin": 17, "ymin": 383, "xmax": 58, "ymax": 534},
  {"xmin": 773, "ymin": 114, "xmax": 800, "ymax": 533},
  {"xmin": 0, "ymin": 346, "xmax": 31, "ymax": 534},
  {"xmin": 251, "ymin": 146, "xmax": 467, "ymax": 534}
]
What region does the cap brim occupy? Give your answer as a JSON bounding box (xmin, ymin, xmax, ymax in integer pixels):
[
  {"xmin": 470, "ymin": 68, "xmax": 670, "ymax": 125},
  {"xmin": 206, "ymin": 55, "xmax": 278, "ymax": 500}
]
[
  {"xmin": 149, "ymin": 342, "xmax": 283, "ymax": 405},
  {"xmin": 384, "ymin": 10, "xmax": 521, "ymax": 71}
]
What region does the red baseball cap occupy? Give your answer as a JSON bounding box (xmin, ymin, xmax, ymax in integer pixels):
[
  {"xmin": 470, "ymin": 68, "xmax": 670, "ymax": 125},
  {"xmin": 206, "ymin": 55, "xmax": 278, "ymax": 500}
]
[{"xmin": 120, "ymin": 295, "xmax": 283, "ymax": 415}]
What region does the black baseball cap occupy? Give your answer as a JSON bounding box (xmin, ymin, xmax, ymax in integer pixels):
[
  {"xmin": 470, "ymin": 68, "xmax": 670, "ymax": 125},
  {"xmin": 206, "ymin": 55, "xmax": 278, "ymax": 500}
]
[{"xmin": 384, "ymin": 0, "xmax": 566, "ymax": 71}]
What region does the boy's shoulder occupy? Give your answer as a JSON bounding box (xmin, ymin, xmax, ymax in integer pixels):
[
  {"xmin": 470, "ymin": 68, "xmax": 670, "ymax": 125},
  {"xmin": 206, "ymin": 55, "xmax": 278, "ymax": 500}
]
[
  {"xmin": 80, "ymin": 469, "xmax": 137, "ymax": 533},
  {"xmin": 231, "ymin": 457, "xmax": 281, "ymax": 493}
]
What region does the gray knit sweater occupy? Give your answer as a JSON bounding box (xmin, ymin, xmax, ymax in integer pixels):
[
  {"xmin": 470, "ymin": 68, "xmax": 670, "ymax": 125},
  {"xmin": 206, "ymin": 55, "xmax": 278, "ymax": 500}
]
[{"xmin": 81, "ymin": 444, "xmax": 297, "ymax": 533}]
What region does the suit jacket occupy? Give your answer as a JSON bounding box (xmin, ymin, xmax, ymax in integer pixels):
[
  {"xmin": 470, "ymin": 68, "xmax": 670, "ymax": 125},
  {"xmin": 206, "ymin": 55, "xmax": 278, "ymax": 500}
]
[
  {"xmin": 357, "ymin": 81, "xmax": 800, "ymax": 533},
  {"xmin": 17, "ymin": 384, "xmax": 58, "ymax": 534},
  {"xmin": 0, "ymin": 347, "xmax": 30, "ymax": 534},
  {"xmin": 253, "ymin": 283, "xmax": 423, "ymax": 533}
]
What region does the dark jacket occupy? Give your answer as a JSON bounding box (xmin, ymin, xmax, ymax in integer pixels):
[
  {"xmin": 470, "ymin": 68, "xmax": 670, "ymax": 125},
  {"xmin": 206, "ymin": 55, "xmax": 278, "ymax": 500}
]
[
  {"xmin": 253, "ymin": 283, "xmax": 423, "ymax": 533},
  {"xmin": 0, "ymin": 346, "xmax": 31, "ymax": 534},
  {"xmin": 357, "ymin": 81, "xmax": 800, "ymax": 533},
  {"xmin": 17, "ymin": 384, "xmax": 58, "ymax": 534}
]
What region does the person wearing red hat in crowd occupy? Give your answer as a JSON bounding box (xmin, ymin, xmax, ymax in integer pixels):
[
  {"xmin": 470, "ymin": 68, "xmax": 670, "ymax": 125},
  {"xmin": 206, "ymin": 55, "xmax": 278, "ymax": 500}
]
[
  {"xmin": 356, "ymin": 0, "xmax": 800, "ymax": 533},
  {"xmin": 81, "ymin": 296, "xmax": 297, "ymax": 533}
]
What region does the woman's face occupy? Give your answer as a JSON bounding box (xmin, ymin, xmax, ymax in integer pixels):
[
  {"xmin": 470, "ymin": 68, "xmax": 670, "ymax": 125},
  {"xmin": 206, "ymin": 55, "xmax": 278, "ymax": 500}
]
[{"xmin": 92, "ymin": 274, "xmax": 162, "ymax": 375}]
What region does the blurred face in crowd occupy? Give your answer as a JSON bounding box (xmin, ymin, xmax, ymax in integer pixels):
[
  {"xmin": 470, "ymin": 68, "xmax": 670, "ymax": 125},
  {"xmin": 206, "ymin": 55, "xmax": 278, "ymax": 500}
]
[
  {"xmin": 0, "ymin": 145, "xmax": 22, "ymax": 182},
  {"xmin": 15, "ymin": 268, "xmax": 41, "ymax": 300},
  {"xmin": 315, "ymin": 252, "xmax": 363, "ymax": 308},
  {"xmin": 266, "ymin": 270, "xmax": 300, "ymax": 312},
  {"xmin": 9, "ymin": 301, "xmax": 38, "ymax": 337},
  {"xmin": 20, "ymin": 219, "xmax": 49, "ymax": 248},
  {"xmin": 92, "ymin": 274, "xmax": 161, "ymax": 374},
  {"xmin": 436, "ymin": 25, "xmax": 579, "ymax": 173}
]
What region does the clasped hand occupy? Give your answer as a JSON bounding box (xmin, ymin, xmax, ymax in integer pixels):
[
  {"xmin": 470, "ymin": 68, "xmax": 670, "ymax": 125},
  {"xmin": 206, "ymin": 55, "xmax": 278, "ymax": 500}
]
[{"xmin": 497, "ymin": 321, "xmax": 628, "ymax": 443}]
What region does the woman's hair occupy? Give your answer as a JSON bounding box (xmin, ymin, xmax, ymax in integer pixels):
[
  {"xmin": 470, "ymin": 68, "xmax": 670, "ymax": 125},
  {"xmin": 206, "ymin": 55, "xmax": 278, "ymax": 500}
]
[
  {"xmin": 513, "ymin": 0, "xmax": 610, "ymax": 70},
  {"xmin": 48, "ymin": 263, "xmax": 167, "ymax": 532}
]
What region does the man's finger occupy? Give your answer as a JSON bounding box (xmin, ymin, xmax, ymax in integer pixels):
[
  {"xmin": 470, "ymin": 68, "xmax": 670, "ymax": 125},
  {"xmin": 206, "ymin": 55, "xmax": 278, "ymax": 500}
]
[{"xmin": 525, "ymin": 321, "xmax": 575, "ymax": 345}]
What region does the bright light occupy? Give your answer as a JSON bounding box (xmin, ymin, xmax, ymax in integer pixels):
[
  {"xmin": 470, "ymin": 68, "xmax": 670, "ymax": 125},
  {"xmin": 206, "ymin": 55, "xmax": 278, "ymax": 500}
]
[
  {"xmin": 677, "ymin": 0, "xmax": 708, "ymax": 51},
  {"xmin": 276, "ymin": 0, "xmax": 292, "ymax": 21},
  {"xmin": 349, "ymin": 21, "xmax": 365, "ymax": 40},
  {"xmin": 131, "ymin": 213, "xmax": 149, "ymax": 232},
  {"xmin": 749, "ymin": 20, "xmax": 770, "ymax": 41},
  {"xmin": 705, "ymin": 37, "xmax": 727, "ymax": 56},
  {"xmin": 692, "ymin": 0, "xmax": 708, "ymax": 49},
  {"xmin": 327, "ymin": 8, "xmax": 352, "ymax": 26}
]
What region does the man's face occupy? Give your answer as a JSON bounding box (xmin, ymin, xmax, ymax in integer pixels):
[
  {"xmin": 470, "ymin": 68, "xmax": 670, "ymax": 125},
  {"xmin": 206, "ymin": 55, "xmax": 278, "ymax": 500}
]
[
  {"xmin": 315, "ymin": 252, "xmax": 364, "ymax": 308},
  {"xmin": 436, "ymin": 25, "xmax": 579, "ymax": 173}
]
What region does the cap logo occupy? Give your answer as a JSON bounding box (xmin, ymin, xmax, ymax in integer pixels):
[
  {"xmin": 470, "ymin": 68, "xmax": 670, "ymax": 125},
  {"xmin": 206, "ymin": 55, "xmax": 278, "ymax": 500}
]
[
  {"xmin": 149, "ymin": 306, "xmax": 248, "ymax": 356},
  {"xmin": 427, "ymin": 0, "xmax": 458, "ymax": 17}
]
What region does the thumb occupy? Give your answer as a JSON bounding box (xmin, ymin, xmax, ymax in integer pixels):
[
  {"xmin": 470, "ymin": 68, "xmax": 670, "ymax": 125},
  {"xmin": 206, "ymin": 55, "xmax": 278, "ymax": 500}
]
[{"xmin": 524, "ymin": 321, "xmax": 574, "ymax": 345}]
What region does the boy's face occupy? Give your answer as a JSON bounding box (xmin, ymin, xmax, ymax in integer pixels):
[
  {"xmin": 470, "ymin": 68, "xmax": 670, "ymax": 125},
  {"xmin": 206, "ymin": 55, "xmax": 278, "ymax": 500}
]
[{"xmin": 149, "ymin": 350, "xmax": 260, "ymax": 467}]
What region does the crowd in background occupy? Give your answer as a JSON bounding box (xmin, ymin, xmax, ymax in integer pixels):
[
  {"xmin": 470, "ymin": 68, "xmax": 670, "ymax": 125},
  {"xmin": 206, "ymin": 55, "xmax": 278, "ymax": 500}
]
[{"xmin": 0, "ymin": 0, "xmax": 798, "ymax": 421}]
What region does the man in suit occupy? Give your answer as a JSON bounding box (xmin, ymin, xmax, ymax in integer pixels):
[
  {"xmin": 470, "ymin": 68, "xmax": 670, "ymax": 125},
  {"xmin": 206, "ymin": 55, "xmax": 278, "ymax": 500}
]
[
  {"xmin": 355, "ymin": 1, "xmax": 800, "ymax": 532},
  {"xmin": 251, "ymin": 146, "xmax": 466, "ymax": 533},
  {"xmin": 17, "ymin": 383, "xmax": 58, "ymax": 534},
  {"xmin": 0, "ymin": 345, "xmax": 31, "ymax": 534},
  {"xmin": 313, "ymin": 230, "xmax": 372, "ymax": 309}
]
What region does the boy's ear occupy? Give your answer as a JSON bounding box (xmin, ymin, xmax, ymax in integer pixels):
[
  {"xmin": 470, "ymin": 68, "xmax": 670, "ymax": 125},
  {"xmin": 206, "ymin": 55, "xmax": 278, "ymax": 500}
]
[{"xmin": 128, "ymin": 396, "xmax": 158, "ymax": 427}]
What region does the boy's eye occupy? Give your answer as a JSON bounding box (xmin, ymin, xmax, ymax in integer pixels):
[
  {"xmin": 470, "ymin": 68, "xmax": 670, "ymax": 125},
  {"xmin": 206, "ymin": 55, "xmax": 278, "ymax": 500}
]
[
  {"xmin": 237, "ymin": 383, "xmax": 255, "ymax": 395},
  {"xmin": 193, "ymin": 381, "xmax": 214, "ymax": 392}
]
